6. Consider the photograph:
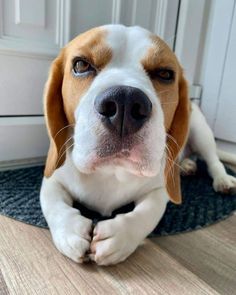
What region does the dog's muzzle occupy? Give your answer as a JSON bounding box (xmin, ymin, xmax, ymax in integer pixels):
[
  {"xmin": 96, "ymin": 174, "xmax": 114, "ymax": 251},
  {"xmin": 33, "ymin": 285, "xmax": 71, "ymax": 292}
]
[{"xmin": 94, "ymin": 85, "xmax": 152, "ymax": 137}]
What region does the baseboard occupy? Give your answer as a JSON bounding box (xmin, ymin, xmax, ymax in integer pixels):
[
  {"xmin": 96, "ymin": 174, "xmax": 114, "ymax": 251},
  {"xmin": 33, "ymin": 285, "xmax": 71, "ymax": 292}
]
[
  {"xmin": 216, "ymin": 139, "xmax": 236, "ymax": 154},
  {"xmin": 0, "ymin": 157, "xmax": 46, "ymax": 171},
  {"xmin": 216, "ymin": 139, "xmax": 236, "ymax": 172}
]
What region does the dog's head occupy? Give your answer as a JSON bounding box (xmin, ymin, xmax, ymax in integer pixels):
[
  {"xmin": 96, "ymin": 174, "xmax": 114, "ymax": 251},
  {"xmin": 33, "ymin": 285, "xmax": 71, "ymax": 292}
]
[{"xmin": 44, "ymin": 25, "xmax": 190, "ymax": 204}]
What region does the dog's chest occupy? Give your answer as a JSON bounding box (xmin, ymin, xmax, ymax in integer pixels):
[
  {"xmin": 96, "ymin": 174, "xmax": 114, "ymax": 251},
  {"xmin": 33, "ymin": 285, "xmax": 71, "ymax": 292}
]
[{"xmin": 57, "ymin": 158, "xmax": 162, "ymax": 216}]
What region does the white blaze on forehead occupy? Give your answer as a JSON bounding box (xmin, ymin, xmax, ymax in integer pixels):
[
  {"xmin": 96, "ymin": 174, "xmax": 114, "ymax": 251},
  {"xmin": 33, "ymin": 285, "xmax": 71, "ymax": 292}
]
[
  {"xmin": 73, "ymin": 25, "xmax": 166, "ymax": 179},
  {"xmin": 103, "ymin": 25, "xmax": 152, "ymax": 67}
]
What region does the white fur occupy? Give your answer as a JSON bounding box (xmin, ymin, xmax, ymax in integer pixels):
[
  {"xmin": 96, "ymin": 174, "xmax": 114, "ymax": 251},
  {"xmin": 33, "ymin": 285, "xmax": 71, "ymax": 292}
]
[
  {"xmin": 72, "ymin": 25, "xmax": 166, "ymax": 177},
  {"xmin": 40, "ymin": 25, "xmax": 168, "ymax": 265},
  {"xmin": 40, "ymin": 25, "xmax": 236, "ymax": 265},
  {"xmin": 181, "ymin": 102, "xmax": 236, "ymax": 194},
  {"xmin": 40, "ymin": 157, "xmax": 168, "ymax": 264}
]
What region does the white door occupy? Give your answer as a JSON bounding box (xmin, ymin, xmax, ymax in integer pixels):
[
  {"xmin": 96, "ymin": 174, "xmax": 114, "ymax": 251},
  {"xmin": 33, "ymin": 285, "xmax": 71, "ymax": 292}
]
[
  {"xmin": 0, "ymin": 0, "xmax": 66, "ymax": 165},
  {"xmin": 0, "ymin": 0, "xmax": 179, "ymax": 166},
  {"xmin": 201, "ymin": 0, "xmax": 236, "ymax": 149},
  {"xmin": 212, "ymin": 5, "xmax": 236, "ymax": 143}
]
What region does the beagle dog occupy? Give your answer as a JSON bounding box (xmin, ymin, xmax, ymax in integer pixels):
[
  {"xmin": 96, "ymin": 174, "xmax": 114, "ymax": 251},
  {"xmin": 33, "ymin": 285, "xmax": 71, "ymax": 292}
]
[{"xmin": 40, "ymin": 24, "xmax": 235, "ymax": 266}]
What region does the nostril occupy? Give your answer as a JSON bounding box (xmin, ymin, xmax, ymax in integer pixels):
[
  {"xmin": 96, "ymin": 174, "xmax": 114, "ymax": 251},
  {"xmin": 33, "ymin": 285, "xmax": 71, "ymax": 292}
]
[
  {"xmin": 131, "ymin": 102, "xmax": 151, "ymax": 120},
  {"xmin": 101, "ymin": 101, "xmax": 117, "ymax": 117},
  {"xmin": 131, "ymin": 103, "xmax": 146, "ymax": 120},
  {"xmin": 95, "ymin": 98, "xmax": 117, "ymax": 118}
]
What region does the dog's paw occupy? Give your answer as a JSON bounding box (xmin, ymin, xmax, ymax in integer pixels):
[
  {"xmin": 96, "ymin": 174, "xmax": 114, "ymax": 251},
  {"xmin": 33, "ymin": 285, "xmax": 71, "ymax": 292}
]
[
  {"xmin": 51, "ymin": 210, "xmax": 92, "ymax": 263},
  {"xmin": 213, "ymin": 174, "xmax": 236, "ymax": 194},
  {"xmin": 180, "ymin": 158, "xmax": 197, "ymax": 176},
  {"xmin": 89, "ymin": 215, "xmax": 139, "ymax": 265}
]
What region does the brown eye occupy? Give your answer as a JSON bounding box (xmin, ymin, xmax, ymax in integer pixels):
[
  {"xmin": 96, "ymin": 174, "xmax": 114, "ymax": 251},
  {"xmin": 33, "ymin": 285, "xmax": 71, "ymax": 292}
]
[
  {"xmin": 148, "ymin": 68, "xmax": 175, "ymax": 83},
  {"xmin": 72, "ymin": 58, "xmax": 96, "ymax": 76},
  {"xmin": 156, "ymin": 69, "xmax": 174, "ymax": 82}
]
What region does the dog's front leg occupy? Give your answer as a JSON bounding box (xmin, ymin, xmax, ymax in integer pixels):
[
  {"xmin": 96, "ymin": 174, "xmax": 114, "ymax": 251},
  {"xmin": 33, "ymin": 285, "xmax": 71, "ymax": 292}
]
[
  {"xmin": 40, "ymin": 178, "xmax": 92, "ymax": 263},
  {"xmin": 90, "ymin": 188, "xmax": 168, "ymax": 265}
]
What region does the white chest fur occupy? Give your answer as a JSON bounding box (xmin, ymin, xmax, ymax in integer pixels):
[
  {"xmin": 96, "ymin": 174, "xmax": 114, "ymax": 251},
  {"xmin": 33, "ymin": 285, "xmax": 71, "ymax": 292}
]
[{"xmin": 52, "ymin": 153, "xmax": 165, "ymax": 216}]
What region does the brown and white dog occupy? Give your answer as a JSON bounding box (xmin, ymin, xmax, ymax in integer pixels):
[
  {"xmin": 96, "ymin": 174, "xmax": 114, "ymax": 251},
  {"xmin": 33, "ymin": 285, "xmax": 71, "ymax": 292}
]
[{"xmin": 40, "ymin": 24, "xmax": 236, "ymax": 266}]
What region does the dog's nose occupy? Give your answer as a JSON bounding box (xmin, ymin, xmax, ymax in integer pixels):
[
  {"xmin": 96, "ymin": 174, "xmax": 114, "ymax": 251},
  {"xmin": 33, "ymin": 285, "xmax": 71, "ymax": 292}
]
[{"xmin": 94, "ymin": 86, "xmax": 152, "ymax": 137}]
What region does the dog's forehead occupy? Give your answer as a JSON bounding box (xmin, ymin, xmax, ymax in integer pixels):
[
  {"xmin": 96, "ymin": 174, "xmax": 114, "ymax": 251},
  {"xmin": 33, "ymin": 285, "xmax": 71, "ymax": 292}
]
[
  {"xmin": 104, "ymin": 24, "xmax": 153, "ymax": 64},
  {"xmin": 65, "ymin": 25, "xmax": 169, "ymax": 67}
]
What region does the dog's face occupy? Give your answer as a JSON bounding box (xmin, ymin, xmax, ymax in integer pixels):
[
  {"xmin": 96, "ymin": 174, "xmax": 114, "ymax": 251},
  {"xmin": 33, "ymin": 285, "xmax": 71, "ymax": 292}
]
[{"xmin": 44, "ymin": 25, "xmax": 189, "ymax": 203}]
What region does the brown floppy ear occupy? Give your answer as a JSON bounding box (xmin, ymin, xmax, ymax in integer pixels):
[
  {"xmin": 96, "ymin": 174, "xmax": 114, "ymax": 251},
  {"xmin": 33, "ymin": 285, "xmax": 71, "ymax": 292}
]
[
  {"xmin": 44, "ymin": 51, "xmax": 68, "ymax": 177},
  {"xmin": 165, "ymin": 73, "xmax": 190, "ymax": 204}
]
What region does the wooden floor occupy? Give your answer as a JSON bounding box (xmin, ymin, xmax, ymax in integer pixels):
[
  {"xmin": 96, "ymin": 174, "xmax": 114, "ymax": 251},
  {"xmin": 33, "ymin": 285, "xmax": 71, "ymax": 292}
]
[{"xmin": 0, "ymin": 214, "xmax": 235, "ymax": 295}]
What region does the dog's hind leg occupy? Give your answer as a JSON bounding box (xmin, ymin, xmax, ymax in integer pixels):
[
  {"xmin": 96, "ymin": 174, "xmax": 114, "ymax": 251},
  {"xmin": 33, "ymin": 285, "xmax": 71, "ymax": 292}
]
[{"xmin": 188, "ymin": 103, "xmax": 236, "ymax": 194}]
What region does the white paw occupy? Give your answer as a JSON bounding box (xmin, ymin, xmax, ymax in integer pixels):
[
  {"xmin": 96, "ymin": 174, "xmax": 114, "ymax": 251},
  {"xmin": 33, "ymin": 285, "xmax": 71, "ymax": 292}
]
[
  {"xmin": 89, "ymin": 215, "xmax": 140, "ymax": 266},
  {"xmin": 213, "ymin": 174, "xmax": 236, "ymax": 194},
  {"xmin": 181, "ymin": 158, "xmax": 197, "ymax": 176},
  {"xmin": 51, "ymin": 209, "xmax": 92, "ymax": 263}
]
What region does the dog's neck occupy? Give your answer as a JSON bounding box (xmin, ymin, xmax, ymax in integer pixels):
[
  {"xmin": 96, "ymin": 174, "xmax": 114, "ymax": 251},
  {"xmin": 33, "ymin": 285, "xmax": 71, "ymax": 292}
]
[{"xmin": 51, "ymin": 151, "xmax": 166, "ymax": 216}]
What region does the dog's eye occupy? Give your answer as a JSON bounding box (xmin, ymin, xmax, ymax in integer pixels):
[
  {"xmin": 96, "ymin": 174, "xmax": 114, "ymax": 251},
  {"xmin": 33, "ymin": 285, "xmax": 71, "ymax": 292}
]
[
  {"xmin": 72, "ymin": 58, "xmax": 95, "ymax": 77},
  {"xmin": 157, "ymin": 69, "xmax": 174, "ymax": 81},
  {"xmin": 148, "ymin": 68, "xmax": 175, "ymax": 83}
]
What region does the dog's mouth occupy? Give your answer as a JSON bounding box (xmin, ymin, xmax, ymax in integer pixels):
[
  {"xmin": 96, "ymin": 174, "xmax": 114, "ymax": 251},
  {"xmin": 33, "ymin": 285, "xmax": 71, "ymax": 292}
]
[
  {"xmin": 96, "ymin": 134, "xmax": 138, "ymax": 158},
  {"xmin": 72, "ymin": 128, "xmax": 164, "ymax": 177},
  {"xmin": 92, "ymin": 149, "xmax": 150, "ymax": 177},
  {"xmin": 90, "ymin": 135, "xmax": 156, "ymax": 176}
]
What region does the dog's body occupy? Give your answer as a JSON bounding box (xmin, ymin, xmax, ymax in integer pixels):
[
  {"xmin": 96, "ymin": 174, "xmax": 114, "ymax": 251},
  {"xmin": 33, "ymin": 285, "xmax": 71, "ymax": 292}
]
[{"xmin": 40, "ymin": 24, "xmax": 236, "ymax": 265}]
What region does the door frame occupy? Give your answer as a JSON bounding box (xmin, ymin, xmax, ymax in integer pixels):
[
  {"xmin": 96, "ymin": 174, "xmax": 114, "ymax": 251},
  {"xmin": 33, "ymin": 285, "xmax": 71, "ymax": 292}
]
[
  {"xmin": 174, "ymin": 0, "xmax": 207, "ymax": 85},
  {"xmin": 200, "ymin": 0, "xmax": 235, "ymax": 129}
]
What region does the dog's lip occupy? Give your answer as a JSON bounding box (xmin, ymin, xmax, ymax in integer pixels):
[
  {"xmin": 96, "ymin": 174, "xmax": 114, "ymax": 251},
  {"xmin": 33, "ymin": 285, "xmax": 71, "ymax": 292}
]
[
  {"xmin": 96, "ymin": 133, "xmax": 141, "ymax": 158},
  {"xmin": 91, "ymin": 146, "xmax": 145, "ymax": 169},
  {"xmin": 96, "ymin": 149, "xmax": 134, "ymax": 162},
  {"xmin": 89, "ymin": 151, "xmax": 154, "ymax": 177}
]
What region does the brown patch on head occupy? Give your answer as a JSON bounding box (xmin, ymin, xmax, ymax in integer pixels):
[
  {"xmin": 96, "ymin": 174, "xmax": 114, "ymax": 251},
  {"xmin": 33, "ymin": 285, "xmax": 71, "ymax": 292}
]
[
  {"xmin": 142, "ymin": 34, "xmax": 190, "ymax": 204},
  {"xmin": 142, "ymin": 35, "xmax": 180, "ymax": 131},
  {"xmin": 44, "ymin": 27, "xmax": 112, "ymax": 177},
  {"xmin": 62, "ymin": 27, "xmax": 112, "ymax": 124}
]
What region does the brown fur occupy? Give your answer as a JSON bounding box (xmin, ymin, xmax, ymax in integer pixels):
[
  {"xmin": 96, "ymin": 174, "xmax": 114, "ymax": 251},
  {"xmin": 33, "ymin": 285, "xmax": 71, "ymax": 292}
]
[
  {"xmin": 44, "ymin": 28, "xmax": 112, "ymax": 177},
  {"xmin": 143, "ymin": 35, "xmax": 190, "ymax": 204},
  {"xmin": 44, "ymin": 28, "xmax": 190, "ymax": 204},
  {"xmin": 44, "ymin": 52, "xmax": 68, "ymax": 177},
  {"xmin": 164, "ymin": 75, "xmax": 189, "ymax": 204},
  {"xmin": 62, "ymin": 28, "xmax": 112, "ymax": 124}
]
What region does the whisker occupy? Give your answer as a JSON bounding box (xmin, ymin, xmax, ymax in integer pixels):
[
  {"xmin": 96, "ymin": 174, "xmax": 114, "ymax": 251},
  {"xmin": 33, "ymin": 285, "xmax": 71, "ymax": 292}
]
[
  {"xmin": 165, "ymin": 142, "xmax": 175, "ymax": 159},
  {"xmin": 164, "ymin": 142, "xmax": 186, "ymax": 190},
  {"xmin": 164, "ymin": 150, "xmax": 175, "ymax": 186},
  {"xmin": 163, "ymin": 147, "xmax": 174, "ymax": 184},
  {"xmin": 165, "ymin": 145, "xmax": 184, "ymax": 172},
  {"xmin": 55, "ymin": 142, "xmax": 75, "ymax": 169},
  {"xmin": 57, "ymin": 136, "xmax": 74, "ymax": 159},
  {"xmin": 53, "ymin": 124, "xmax": 75, "ymax": 140},
  {"xmin": 166, "ymin": 139, "xmax": 185, "ymax": 170},
  {"xmin": 166, "ymin": 133, "xmax": 180, "ymax": 149},
  {"xmin": 166, "ymin": 155, "xmax": 184, "ymax": 172}
]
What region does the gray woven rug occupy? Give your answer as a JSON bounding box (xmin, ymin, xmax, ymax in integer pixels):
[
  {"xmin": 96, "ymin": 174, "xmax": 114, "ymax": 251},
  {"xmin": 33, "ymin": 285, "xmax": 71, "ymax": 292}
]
[{"xmin": 0, "ymin": 160, "xmax": 236, "ymax": 236}]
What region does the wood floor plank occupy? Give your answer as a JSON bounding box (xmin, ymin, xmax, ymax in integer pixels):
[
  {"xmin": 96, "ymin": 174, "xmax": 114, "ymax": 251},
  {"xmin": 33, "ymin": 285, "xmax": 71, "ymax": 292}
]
[
  {"xmin": 153, "ymin": 215, "xmax": 236, "ymax": 295},
  {"xmin": 0, "ymin": 215, "xmax": 220, "ymax": 295},
  {"xmin": 0, "ymin": 268, "xmax": 10, "ymax": 295}
]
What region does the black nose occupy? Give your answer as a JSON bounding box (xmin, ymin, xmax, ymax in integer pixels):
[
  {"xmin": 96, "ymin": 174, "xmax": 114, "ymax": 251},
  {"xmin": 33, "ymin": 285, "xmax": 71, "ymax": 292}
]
[{"xmin": 94, "ymin": 86, "xmax": 152, "ymax": 137}]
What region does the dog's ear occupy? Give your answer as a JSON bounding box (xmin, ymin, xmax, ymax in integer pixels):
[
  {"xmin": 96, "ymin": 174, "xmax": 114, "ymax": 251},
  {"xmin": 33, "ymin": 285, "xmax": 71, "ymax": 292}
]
[
  {"xmin": 165, "ymin": 73, "xmax": 190, "ymax": 204},
  {"xmin": 44, "ymin": 50, "xmax": 68, "ymax": 177}
]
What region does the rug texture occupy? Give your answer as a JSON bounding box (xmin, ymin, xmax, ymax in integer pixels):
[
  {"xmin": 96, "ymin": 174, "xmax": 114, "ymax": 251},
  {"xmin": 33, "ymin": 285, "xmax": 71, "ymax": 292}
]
[{"xmin": 0, "ymin": 160, "xmax": 236, "ymax": 236}]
